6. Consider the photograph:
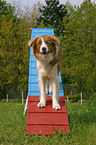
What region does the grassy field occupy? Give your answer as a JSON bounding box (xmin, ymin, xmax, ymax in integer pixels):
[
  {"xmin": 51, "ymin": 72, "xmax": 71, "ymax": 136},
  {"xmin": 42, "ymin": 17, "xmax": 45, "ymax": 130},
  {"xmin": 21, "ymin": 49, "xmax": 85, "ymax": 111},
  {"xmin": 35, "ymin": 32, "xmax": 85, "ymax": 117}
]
[{"xmin": 0, "ymin": 97, "xmax": 96, "ymax": 145}]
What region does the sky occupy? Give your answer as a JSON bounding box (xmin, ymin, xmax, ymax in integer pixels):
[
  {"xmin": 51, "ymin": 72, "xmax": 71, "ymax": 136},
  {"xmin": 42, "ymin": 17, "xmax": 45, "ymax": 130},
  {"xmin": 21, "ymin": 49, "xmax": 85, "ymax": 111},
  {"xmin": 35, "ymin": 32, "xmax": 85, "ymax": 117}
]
[
  {"xmin": 5, "ymin": 0, "xmax": 85, "ymax": 8},
  {"xmin": 5, "ymin": 0, "xmax": 96, "ymax": 10}
]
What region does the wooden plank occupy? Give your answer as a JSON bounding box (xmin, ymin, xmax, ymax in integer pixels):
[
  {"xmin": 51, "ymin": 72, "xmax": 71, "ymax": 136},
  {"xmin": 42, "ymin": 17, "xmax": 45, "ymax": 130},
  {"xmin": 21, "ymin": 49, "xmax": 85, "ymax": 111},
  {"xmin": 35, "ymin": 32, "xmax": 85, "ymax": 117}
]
[
  {"xmin": 27, "ymin": 125, "xmax": 70, "ymax": 135},
  {"xmin": 29, "ymin": 75, "xmax": 38, "ymax": 83},
  {"xmin": 30, "ymin": 61, "xmax": 36, "ymax": 67},
  {"xmin": 28, "ymin": 91, "xmax": 40, "ymax": 96},
  {"xmin": 28, "ymin": 102, "xmax": 67, "ymax": 113},
  {"xmin": 32, "ymin": 28, "xmax": 54, "ymax": 39},
  {"xmin": 28, "ymin": 96, "xmax": 65, "ymax": 102},
  {"xmin": 27, "ymin": 113, "xmax": 69, "ymax": 125}
]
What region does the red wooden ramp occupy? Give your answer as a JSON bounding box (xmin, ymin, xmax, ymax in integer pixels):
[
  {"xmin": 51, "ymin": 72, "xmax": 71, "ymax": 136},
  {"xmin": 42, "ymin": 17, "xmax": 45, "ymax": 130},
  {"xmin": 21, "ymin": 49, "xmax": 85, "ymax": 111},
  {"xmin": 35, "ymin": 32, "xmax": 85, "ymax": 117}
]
[{"xmin": 26, "ymin": 96, "xmax": 70, "ymax": 136}]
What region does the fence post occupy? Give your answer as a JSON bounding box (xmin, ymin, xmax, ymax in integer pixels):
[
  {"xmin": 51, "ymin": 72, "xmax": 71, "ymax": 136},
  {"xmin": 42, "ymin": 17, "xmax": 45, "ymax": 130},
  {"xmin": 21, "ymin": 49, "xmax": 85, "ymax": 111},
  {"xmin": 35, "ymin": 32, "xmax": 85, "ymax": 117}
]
[
  {"xmin": 67, "ymin": 96, "xmax": 69, "ymax": 103},
  {"xmin": 23, "ymin": 95, "xmax": 28, "ymax": 115},
  {"xmin": 81, "ymin": 92, "xmax": 82, "ymax": 105},
  {"xmin": 22, "ymin": 91, "xmax": 24, "ymax": 104},
  {"xmin": 6, "ymin": 94, "xmax": 8, "ymax": 102}
]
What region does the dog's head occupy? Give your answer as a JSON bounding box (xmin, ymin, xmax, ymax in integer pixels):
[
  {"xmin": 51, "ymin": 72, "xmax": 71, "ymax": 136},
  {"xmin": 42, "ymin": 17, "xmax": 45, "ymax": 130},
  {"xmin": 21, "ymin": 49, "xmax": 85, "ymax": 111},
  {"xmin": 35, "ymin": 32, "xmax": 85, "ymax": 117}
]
[
  {"xmin": 28, "ymin": 35, "xmax": 60, "ymax": 59},
  {"xmin": 28, "ymin": 35, "xmax": 61, "ymax": 71}
]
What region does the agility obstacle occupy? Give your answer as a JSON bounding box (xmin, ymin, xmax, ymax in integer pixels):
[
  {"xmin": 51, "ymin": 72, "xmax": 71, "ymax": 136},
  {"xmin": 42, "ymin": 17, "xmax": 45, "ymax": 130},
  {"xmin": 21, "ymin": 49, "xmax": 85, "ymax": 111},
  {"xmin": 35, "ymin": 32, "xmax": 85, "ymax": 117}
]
[{"xmin": 26, "ymin": 28, "xmax": 70, "ymax": 135}]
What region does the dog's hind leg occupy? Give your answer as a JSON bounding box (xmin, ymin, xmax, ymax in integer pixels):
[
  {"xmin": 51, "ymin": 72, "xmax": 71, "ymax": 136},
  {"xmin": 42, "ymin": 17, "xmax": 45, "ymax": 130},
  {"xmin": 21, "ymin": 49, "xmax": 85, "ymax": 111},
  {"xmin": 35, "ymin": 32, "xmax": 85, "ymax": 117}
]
[{"xmin": 49, "ymin": 82, "xmax": 53, "ymax": 94}]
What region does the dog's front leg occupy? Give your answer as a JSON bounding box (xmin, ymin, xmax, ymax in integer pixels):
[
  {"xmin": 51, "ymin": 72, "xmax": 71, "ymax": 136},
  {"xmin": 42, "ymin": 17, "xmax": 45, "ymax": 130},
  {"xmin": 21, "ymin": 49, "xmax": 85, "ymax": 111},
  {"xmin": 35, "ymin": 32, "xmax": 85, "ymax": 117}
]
[
  {"xmin": 52, "ymin": 76, "xmax": 61, "ymax": 110},
  {"xmin": 37, "ymin": 77, "xmax": 46, "ymax": 108}
]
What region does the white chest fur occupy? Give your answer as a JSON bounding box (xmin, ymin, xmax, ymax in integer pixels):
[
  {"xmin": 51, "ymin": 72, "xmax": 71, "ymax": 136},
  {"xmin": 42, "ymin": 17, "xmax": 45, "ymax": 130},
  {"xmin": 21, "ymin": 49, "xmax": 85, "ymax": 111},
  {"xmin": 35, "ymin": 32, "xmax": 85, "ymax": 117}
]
[{"xmin": 36, "ymin": 59, "xmax": 58, "ymax": 79}]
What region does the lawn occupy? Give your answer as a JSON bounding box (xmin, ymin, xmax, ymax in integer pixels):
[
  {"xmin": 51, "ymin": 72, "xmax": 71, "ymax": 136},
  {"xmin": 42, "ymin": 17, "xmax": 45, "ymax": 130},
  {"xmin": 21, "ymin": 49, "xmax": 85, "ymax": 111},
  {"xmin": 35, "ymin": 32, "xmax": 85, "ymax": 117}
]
[{"xmin": 0, "ymin": 97, "xmax": 96, "ymax": 145}]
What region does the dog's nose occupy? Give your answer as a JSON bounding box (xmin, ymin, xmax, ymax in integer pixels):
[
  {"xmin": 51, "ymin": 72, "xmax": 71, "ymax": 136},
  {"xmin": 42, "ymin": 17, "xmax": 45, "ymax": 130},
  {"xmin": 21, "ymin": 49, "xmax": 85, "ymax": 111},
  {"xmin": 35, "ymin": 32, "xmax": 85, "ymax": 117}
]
[{"xmin": 42, "ymin": 47, "xmax": 46, "ymax": 51}]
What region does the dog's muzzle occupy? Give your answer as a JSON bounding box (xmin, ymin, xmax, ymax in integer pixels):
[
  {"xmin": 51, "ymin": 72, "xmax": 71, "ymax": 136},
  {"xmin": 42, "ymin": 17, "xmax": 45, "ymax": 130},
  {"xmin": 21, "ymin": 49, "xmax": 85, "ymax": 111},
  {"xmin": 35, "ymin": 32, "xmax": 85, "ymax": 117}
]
[{"xmin": 41, "ymin": 47, "xmax": 48, "ymax": 58}]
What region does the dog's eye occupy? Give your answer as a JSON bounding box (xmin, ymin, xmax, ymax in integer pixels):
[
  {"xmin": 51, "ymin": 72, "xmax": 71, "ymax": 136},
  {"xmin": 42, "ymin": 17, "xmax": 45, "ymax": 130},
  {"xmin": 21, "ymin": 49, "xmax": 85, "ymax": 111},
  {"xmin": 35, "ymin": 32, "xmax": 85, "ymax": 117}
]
[
  {"xmin": 37, "ymin": 41, "xmax": 41, "ymax": 45},
  {"xmin": 47, "ymin": 41, "xmax": 50, "ymax": 43}
]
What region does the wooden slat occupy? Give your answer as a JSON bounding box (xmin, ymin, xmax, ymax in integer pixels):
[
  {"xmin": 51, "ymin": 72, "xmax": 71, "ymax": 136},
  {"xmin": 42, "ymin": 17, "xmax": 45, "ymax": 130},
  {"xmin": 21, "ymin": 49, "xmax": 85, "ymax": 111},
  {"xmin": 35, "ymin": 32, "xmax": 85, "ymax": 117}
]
[
  {"xmin": 28, "ymin": 101, "xmax": 67, "ymax": 113},
  {"xmin": 27, "ymin": 125, "xmax": 70, "ymax": 135},
  {"xmin": 28, "ymin": 96, "xmax": 65, "ymax": 102},
  {"xmin": 27, "ymin": 96, "xmax": 67, "ymax": 113},
  {"xmin": 27, "ymin": 113, "xmax": 69, "ymax": 125}
]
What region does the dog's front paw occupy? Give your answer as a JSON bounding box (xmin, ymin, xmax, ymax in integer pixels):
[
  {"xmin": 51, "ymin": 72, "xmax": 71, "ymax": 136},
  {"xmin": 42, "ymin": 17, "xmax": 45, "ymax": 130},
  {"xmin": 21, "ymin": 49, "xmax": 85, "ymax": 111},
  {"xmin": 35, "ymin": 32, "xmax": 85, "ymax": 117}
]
[
  {"xmin": 53, "ymin": 103, "xmax": 61, "ymax": 110},
  {"xmin": 37, "ymin": 102, "xmax": 46, "ymax": 108}
]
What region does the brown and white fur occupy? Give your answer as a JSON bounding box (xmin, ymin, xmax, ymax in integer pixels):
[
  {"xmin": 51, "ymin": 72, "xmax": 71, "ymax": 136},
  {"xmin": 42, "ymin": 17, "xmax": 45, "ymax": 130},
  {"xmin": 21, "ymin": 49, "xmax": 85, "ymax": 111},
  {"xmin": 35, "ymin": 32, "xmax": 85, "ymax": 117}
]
[{"xmin": 28, "ymin": 35, "xmax": 62, "ymax": 110}]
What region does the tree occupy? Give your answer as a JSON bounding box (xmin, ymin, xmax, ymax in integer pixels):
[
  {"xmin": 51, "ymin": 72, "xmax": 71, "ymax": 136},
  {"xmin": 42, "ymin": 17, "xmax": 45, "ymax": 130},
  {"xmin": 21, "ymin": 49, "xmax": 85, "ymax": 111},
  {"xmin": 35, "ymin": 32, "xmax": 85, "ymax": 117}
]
[
  {"xmin": 36, "ymin": 0, "xmax": 68, "ymax": 36},
  {"xmin": 0, "ymin": 0, "xmax": 17, "ymax": 26},
  {"xmin": 0, "ymin": 0, "xmax": 21, "ymax": 99},
  {"xmin": 61, "ymin": 0, "xmax": 96, "ymax": 96},
  {"xmin": 65, "ymin": 0, "xmax": 74, "ymax": 13},
  {"xmin": 0, "ymin": 1, "xmax": 44, "ymax": 99}
]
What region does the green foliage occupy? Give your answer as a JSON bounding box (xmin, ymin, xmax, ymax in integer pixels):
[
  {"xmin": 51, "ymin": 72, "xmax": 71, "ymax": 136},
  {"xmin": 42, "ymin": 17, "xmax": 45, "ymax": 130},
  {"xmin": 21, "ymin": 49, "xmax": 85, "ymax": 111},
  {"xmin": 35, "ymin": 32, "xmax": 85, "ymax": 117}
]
[
  {"xmin": 0, "ymin": 1, "xmax": 21, "ymax": 99},
  {"xmin": 65, "ymin": 0, "xmax": 74, "ymax": 13},
  {"xmin": 66, "ymin": 94, "xmax": 81, "ymax": 102},
  {"xmin": 37, "ymin": 0, "xmax": 68, "ymax": 36},
  {"xmin": 0, "ymin": 1, "xmax": 46, "ymax": 99},
  {"xmin": 0, "ymin": 0, "xmax": 17, "ymax": 26},
  {"xmin": 61, "ymin": 0, "xmax": 96, "ymax": 96},
  {"xmin": 0, "ymin": 16, "xmax": 24, "ymax": 98},
  {"xmin": 0, "ymin": 1, "xmax": 39, "ymax": 99},
  {"xmin": 90, "ymin": 93, "xmax": 96, "ymax": 99}
]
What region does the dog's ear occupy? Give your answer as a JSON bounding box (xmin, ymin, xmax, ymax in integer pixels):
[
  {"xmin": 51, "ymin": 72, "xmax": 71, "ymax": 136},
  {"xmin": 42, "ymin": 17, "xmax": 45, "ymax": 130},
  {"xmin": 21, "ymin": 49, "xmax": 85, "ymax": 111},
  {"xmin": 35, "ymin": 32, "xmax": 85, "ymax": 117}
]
[
  {"xmin": 49, "ymin": 35, "xmax": 62, "ymax": 72},
  {"xmin": 49, "ymin": 35, "xmax": 61, "ymax": 55},
  {"xmin": 49, "ymin": 35, "xmax": 60, "ymax": 46},
  {"xmin": 28, "ymin": 36, "xmax": 40, "ymax": 56},
  {"xmin": 28, "ymin": 36, "xmax": 40, "ymax": 47}
]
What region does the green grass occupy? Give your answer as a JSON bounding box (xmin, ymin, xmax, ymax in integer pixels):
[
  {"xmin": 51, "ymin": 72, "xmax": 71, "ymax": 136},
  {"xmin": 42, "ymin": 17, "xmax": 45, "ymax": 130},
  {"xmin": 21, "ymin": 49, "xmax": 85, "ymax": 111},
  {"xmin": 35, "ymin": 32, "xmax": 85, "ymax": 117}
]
[{"xmin": 0, "ymin": 98, "xmax": 96, "ymax": 145}]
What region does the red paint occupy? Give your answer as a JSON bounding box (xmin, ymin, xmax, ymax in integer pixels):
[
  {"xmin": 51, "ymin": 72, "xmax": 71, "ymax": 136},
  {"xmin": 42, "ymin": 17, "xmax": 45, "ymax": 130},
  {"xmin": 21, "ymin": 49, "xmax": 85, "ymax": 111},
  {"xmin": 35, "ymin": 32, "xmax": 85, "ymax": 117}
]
[{"xmin": 26, "ymin": 96, "xmax": 70, "ymax": 135}]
